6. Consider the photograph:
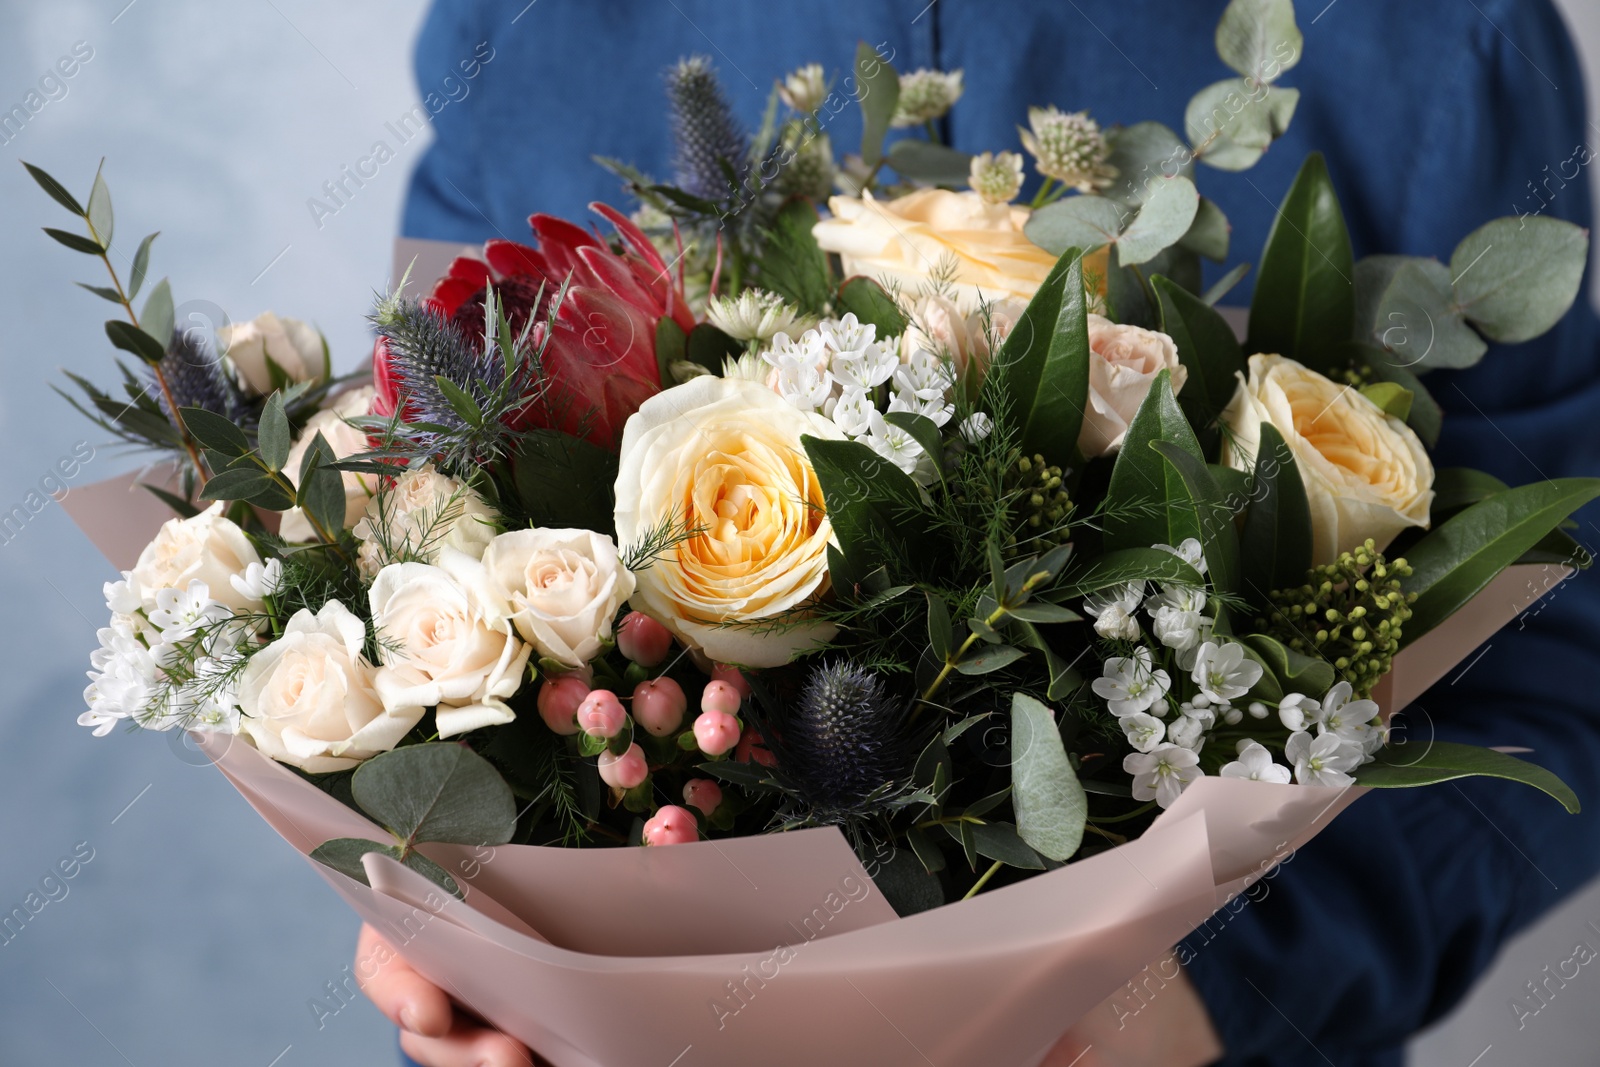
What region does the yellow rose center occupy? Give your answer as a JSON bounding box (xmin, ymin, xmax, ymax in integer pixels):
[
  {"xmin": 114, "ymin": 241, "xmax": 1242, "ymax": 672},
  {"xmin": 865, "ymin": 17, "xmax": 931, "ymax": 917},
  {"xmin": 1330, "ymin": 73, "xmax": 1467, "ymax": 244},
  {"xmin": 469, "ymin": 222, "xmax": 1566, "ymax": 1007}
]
[{"xmin": 1284, "ymin": 380, "xmax": 1407, "ymax": 495}]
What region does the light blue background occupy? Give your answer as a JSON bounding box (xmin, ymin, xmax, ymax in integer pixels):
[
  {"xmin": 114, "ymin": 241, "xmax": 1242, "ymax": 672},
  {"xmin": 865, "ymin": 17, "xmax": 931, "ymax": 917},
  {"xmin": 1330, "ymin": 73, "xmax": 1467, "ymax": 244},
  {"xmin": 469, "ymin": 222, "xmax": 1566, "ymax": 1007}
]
[{"xmin": 0, "ymin": 1, "xmax": 1597, "ymax": 1064}]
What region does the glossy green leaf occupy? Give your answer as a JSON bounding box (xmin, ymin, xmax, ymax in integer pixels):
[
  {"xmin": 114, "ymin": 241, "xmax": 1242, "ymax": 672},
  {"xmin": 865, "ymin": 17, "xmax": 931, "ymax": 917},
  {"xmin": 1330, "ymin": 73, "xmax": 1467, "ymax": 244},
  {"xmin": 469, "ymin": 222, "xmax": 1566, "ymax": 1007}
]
[
  {"xmin": 1451, "ymin": 216, "xmax": 1589, "ymax": 344},
  {"xmin": 198, "ymin": 467, "xmax": 273, "ymax": 502},
  {"xmin": 1215, "ymin": 0, "xmax": 1302, "ymax": 82},
  {"xmin": 1178, "ymin": 196, "xmax": 1231, "ymax": 261},
  {"xmin": 86, "ymin": 165, "xmax": 113, "ymax": 249},
  {"xmin": 836, "ymin": 275, "xmax": 909, "ymax": 338},
  {"xmin": 1010, "ymin": 693, "xmax": 1086, "ymax": 862},
  {"xmin": 1401, "ymin": 478, "xmax": 1600, "ymax": 643},
  {"xmin": 804, "ymin": 435, "xmax": 928, "ymax": 573},
  {"xmin": 883, "ymin": 411, "xmax": 943, "ymax": 471},
  {"xmin": 1186, "ymin": 78, "xmax": 1299, "ymax": 172},
  {"xmin": 1352, "ymin": 343, "xmax": 1441, "ymax": 448},
  {"xmin": 1429, "ymin": 467, "xmax": 1510, "ymax": 520},
  {"xmin": 855, "ymin": 42, "xmax": 899, "ymax": 169},
  {"xmin": 1356, "ymin": 741, "xmax": 1579, "ymax": 814},
  {"xmin": 654, "ymin": 317, "xmax": 687, "ymax": 388},
  {"xmin": 1117, "ymin": 176, "xmax": 1200, "ymax": 266},
  {"xmin": 1103, "ymin": 369, "xmax": 1203, "ymax": 551},
  {"xmin": 310, "ymin": 838, "xmax": 463, "ymax": 898},
  {"xmin": 756, "ymin": 199, "xmax": 833, "ymax": 315},
  {"xmin": 296, "ymin": 432, "xmax": 346, "ymax": 537},
  {"xmin": 970, "ymin": 822, "xmax": 1045, "ymax": 870},
  {"xmin": 351, "ymin": 743, "xmax": 518, "ymax": 848},
  {"xmin": 129, "ymin": 232, "xmax": 159, "ymax": 300},
  {"xmin": 1247, "ymin": 152, "xmax": 1353, "ymax": 373},
  {"xmin": 258, "ymin": 392, "xmax": 292, "ymax": 472},
  {"xmin": 142, "ymin": 483, "xmax": 199, "ymax": 519},
  {"xmin": 179, "ymin": 405, "xmax": 250, "ymax": 455},
  {"xmin": 22, "ymin": 161, "xmax": 84, "ymax": 215},
  {"xmin": 1240, "ymin": 424, "xmax": 1312, "ymax": 610},
  {"xmin": 44, "ymin": 227, "xmax": 105, "ymax": 255},
  {"xmin": 1055, "ymin": 547, "xmax": 1204, "ymax": 598},
  {"xmin": 684, "ymin": 323, "xmax": 742, "ymax": 376},
  {"xmin": 1102, "ymin": 122, "xmax": 1195, "ymax": 210},
  {"xmin": 1153, "ymin": 274, "xmax": 1246, "ymax": 443},
  {"xmin": 954, "ymin": 645, "xmax": 1026, "ymax": 675},
  {"xmin": 1151, "ymin": 439, "xmax": 1244, "ymax": 606},
  {"xmin": 1024, "ymin": 196, "xmax": 1124, "ymax": 257},
  {"xmin": 1241, "ymin": 633, "xmax": 1335, "ymax": 698},
  {"xmin": 887, "ymin": 139, "xmax": 973, "ymax": 186},
  {"xmin": 980, "ymin": 249, "xmax": 1091, "ymax": 466}
]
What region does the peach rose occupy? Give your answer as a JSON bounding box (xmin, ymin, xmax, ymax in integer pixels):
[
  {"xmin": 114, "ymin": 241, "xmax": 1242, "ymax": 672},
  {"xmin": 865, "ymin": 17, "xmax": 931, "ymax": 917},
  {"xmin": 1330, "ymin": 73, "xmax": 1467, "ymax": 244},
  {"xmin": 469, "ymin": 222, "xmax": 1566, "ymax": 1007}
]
[{"xmin": 1078, "ymin": 315, "xmax": 1188, "ymax": 458}]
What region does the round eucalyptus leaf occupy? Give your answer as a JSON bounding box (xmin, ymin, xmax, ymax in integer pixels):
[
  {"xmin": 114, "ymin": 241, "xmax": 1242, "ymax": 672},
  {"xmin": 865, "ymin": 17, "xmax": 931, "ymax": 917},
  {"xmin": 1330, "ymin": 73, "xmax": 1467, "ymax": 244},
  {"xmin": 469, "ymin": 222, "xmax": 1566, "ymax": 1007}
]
[
  {"xmin": 1186, "ymin": 78, "xmax": 1299, "ymax": 172},
  {"xmin": 1451, "ymin": 216, "xmax": 1589, "ymax": 344},
  {"xmin": 1023, "ymin": 195, "xmax": 1125, "ymax": 256},
  {"xmin": 351, "ymin": 742, "xmax": 517, "ymax": 848},
  {"xmin": 1374, "ymin": 258, "xmax": 1487, "ymax": 370},
  {"xmin": 1178, "ymin": 196, "xmax": 1231, "ymax": 261},
  {"xmin": 1216, "ymin": 0, "xmax": 1303, "ymax": 83},
  {"xmin": 1117, "ymin": 176, "xmax": 1200, "ymax": 266},
  {"xmin": 1102, "ymin": 121, "xmax": 1194, "ymax": 209}
]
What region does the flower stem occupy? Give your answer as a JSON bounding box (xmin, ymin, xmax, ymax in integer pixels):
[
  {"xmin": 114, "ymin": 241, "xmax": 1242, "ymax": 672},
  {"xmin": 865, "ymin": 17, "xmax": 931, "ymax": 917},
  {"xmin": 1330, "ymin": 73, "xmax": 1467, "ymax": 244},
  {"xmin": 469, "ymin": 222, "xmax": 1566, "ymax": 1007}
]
[
  {"xmin": 914, "ymin": 601, "xmax": 1011, "ymax": 719},
  {"xmin": 923, "ymin": 120, "xmax": 942, "ymax": 145},
  {"xmin": 1029, "ymin": 177, "xmax": 1058, "ymax": 210},
  {"xmin": 1087, "ymin": 801, "xmax": 1156, "ymax": 825},
  {"xmin": 962, "ymin": 860, "xmax": 1004, "ymax": 900}
]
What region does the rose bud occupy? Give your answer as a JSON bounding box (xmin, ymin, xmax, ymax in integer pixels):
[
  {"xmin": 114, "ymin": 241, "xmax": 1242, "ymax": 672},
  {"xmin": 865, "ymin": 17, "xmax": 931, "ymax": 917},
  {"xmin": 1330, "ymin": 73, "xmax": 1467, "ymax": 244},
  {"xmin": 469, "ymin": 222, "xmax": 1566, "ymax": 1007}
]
[
  {"xmin": 632, "ymin": 677, "xmax": 687, "ymax": 737},
  {"xmin": 617, "ymin": 611, "xmax": 673, "ymax": 667},
  {"xmin": 597, "ymin": 743, "xmax": 649, "ymax": 790},
  {"xmin": 693, "ymin": 710, "xmax": 741, "ymax": 757},
  {"xmin": 576, "ymin": 689, "xmax": 627, "ymax": 739},
  {"xmin": 643, "ymin": 805, "xmax": 699, "ymax": 846},
  {"xmin": 711, "ymin": 663, "xmax": 752, "ymax": 698},
  {"xmin": 735, "ymin": 725, "xmax": 777, "ymax": 768},
  {"xmin": 536, "ymin": 675, "xmax": 590, "ymax": 735},
  {"xmin": 700, "ymin": 678, "xmax": 743, "ymax": 716},
  {"xmin": 682, "ymin": 778, "xmax": 723, "ymax": 817}
]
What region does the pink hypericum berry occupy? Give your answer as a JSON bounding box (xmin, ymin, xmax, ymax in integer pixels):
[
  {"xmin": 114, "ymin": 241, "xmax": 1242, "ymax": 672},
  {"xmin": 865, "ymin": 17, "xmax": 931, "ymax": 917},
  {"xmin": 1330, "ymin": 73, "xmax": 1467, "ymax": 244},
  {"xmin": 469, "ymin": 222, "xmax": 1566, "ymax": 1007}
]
[
  {"xmin": 642, "ymin": 805, "xmax": 699, "ymax": 846},
  {"xmin": 616, "ymin": 611, "xmax": 673, "ymax": 667},
  {"xmin": 682, "ymin": 778, "xmax": 723, "ymax": 816},
  {"xmin": 711, "ymin": 663, "xmax": 752, "ymax": 698},
  {"xmin": 693, "ymin": 710, "xmax": 741, "ymax": 757},
  {"xmin": 576, "ymin": 689, "xmax": 627, "ymax": 739},
  {"xmin": 632, "ymin": 677, "xmax": 687, "ymax": 737},
  {"xmin": 700, "ymin": 678, "xmax": 743, "ymax": 716},
  {"xmin": 537, "ymin": 676, "xmax": 590, "ymax": 735},
  {"xmin": 735, "ymin": 725, "xmax": 778, "ymax": 768},
  {"xmin": 597, "ymin": 743, "xmax": 649, "ymax": 790}
]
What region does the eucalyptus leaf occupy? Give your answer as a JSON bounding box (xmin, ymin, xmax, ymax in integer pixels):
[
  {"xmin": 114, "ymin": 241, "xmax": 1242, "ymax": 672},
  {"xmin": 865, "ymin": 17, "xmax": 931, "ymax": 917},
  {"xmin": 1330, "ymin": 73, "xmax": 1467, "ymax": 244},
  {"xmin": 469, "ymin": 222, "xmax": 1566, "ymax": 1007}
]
[
  {"xmin": 1116, "ymin": 177, "xmax": 1200, "ymax": 266},
  {"xmin": 258, "ymin": 392, "xmax": 292, "ymax": 472},
  {"xmin": 1400, "ymin": 478, "xmax": 1600, "ymax": 644},
  {"xmin": 855, "ymin": 42, "xmax": 900, "ymax": 170},
  {"xmin": 926, "ymin": 592, "xmax": 953, "ymax": 660},
  {"xmin": 22, "ymin": 161, "xmax": 85, "ymax": 215},
  {"xmin": 954, "ymin": 645, "xmax": 1026, "ymax": 675},
  {"xmin": 45, "ymin": 227, "xmax": 106, "ymax": 256},
  {"xmin": 1024, "ymin": 196, "xmax": 1124, "ymax": 257},
  {"xmin": 1014, "ymin": 620, "xmax": 1083, "ymax": 701},
  {"xmin": 970, "ymin": 822, "xmax": 1046, "ymax": 870},
  {"xmin": 129, "ymin": 232, "xmax": 158, "ymax": 300},
  {"xmin": 1102, "ymin": 122, "xmax": 1194, "ymax": 210},
  {"xmin": 87, "ymin": 166, "xmax": 113, "ymax": 249},
  {"xmin": 905, "ymin": 826, "xmax": 946, "ymax": 874},
  {"xmin": 1247, "ymin": 152, "xmax": 1353, "ymax": 373},
  {"xmin": 1178, "ymin": 197, "xmax": 1231, "ymax": 261},
  {"xmin": 1215, "ymin": 0, "xmax": 1303, "ymax": 83},
  {"xmin": 75, "ymin": 282, "xmax": 123, "ymax": 303},
  {"xmin": 351, "ymin": 743, "xmax": 517, "ymax": 848},
  {"xmin": 1362, "ymin": 257, "xmax": 1486, "ymax": 371},
  {"xmin": 1010, "ymin": 693, "xmax": 1086, "ymax": 862},
  {"xmin": 198, "ymin": 467, "xmax": 273, "ymax": 502},
  {"xmin": 1451, "ymin": 216, "xmax": 1589, "ymax": 344},
  {"xmin": 888, "ymin": 139, "xmax": 974, "ymax": 186},
  {"xmin": 1186, "ymin": 78, "xmax": 1299, "ymax": 172},
  {"xmin": 179, "ymin": 405, "xmax": 250, "ymax": 455},
  {"xmin": 141, "ymin": 279, "xmax": 174, "ymax": 354},
  {"xmin": 310, "ymin": 838, "xmax": 464, "ymax": 898},
  {"xmin": 1356, "ymin": 741, "xmax": 1579, "ymax": 814}
]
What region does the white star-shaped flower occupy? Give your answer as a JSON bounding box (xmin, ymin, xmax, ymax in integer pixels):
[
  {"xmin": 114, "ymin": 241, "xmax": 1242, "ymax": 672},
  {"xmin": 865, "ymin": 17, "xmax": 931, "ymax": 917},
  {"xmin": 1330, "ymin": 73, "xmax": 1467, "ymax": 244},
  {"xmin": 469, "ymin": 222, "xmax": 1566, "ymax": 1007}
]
[
  {"xmin": 1092, "ymin": 646, "xmax": 1171, "ymax": 717},
  {"xmin": 1124, "ymin": 743, "xmax": 1203, "ymax": 808},
  {"xmin": 1220, "ymin": 739, "xmax": 1293, "ymax": 784}
]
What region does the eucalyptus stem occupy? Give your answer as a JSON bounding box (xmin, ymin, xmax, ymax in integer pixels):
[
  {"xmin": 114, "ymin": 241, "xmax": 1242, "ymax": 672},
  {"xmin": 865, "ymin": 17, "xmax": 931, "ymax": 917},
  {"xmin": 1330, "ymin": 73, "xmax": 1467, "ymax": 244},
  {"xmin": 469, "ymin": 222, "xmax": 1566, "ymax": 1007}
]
[
  {"xmin": 963, "ymin": 860, "xmax": 1004, "ymax": 900},
  {"xmin": 1029, "ymin": 177, "xmax": 1058, "ymax": 209},
  {"xmin": 915, "ymin": 600, "xmax": 1011, "ymax": 718}
]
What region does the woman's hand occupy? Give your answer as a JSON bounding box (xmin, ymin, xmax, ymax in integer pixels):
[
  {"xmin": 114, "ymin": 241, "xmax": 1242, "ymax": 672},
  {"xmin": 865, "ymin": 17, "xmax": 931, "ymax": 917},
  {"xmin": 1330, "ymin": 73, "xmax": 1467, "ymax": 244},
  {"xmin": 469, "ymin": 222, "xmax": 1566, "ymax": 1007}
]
[
  {"xmin": 354, "ymin": 923, "xmax": 533, "ymax": 1067},
  {"xmin": 1042, "ymin": 956, "xmax": 1223, "ymax": 1067}
]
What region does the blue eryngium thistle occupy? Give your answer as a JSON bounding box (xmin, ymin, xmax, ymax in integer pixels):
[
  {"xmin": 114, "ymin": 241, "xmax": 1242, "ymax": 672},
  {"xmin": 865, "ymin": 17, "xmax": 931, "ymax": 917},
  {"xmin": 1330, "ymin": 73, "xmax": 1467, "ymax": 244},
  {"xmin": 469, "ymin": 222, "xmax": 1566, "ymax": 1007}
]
[
  {"xmin": 152, "ymin": 328, "xmax": 239, "ymax": 420},
  {"xmin": 666, "ymin": 55, "xmax": 749, "ymax": 202},
  {"xmin": 779, "ymin": 661, "xmax": 910, "ymax": 814}
]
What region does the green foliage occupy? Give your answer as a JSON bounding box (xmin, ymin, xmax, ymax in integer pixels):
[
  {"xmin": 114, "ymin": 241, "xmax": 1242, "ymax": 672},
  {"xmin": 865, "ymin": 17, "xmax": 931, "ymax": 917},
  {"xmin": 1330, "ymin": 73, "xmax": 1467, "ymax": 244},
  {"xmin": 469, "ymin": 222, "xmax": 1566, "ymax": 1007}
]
[
  {"xmin": 1186, "ymin": 79, "xmax": 1299, "ymax": 172},
  {"xmin": 756, "ymin": 199, "xmax": 834, "ymax": 315},
  {"xmin": 1215, "ymin": 0, "xmax": 1302, "ymax": 83},
  {"xmin": 835, "ymin": 276, "xmax": 908, "ymax": 337},
  {"xmin": 1357, "ymin": 741, "xmax": 1580, "ymax": 814},
  {"xmin": 804, "ymin": 435, "xmax": 930, "ymax": 576},
  {"xmin": 1247, "ymin": 153, "xmax": 1353, "ymax": 372},
  {"xmin": 1103, "ymin": 370, "xmax": 1203, "ymax": 551},
  {"xmin": 1153, "ymin": 274, "xmax": 1245, "ymax": 450},
  {"xmin": 1151, "ymin": 439, "xmax": 1243, "ymax": 606},
  {"xmin": 1010, "ymin": 693, "xmax": 1086, "ymax": 862},
  {"xmin": 1239, "ymin": 424, "xmax": 1312, "ymax": 611},
  {"xmin": 888, "ymin": 140, "xmax": 974, "ymax": 186},
  {"xmin": 309, "ymin": 839, "xmax": 462, "ymax": 898},
  {"xmin": 854, "ymin": 42, "xmax": 899, "ymax": 169},
  {"xmin": 1451, "ymin": 217, "xmax": 1589, "ymax": 344},
  {"xmin": 509, "ymin": 428, "xmax": 619, "ymax": 536},
  {"xmin": 1259, "ymin": 541, "xmax": 1412, "ymax": 695}
]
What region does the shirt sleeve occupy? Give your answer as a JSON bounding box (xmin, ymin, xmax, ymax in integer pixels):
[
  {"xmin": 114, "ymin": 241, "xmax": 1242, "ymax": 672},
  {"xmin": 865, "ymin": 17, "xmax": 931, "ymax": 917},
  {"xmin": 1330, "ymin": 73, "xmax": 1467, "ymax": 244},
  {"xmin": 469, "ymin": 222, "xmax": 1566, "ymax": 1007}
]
[
  {"xmin": 400, "ymin": 0, "xmax": 495, "ymax": 242},
  {"xmin": 1184, "ymin": 2, "xmax": 1600, "ymax": 1062}
]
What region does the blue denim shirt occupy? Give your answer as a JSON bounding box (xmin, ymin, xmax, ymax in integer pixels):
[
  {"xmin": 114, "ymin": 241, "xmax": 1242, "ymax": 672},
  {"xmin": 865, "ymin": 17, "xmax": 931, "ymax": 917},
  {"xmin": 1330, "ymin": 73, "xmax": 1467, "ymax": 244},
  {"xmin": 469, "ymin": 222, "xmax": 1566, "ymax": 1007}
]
[{"xmin": 402, "ymin": 3, "xmax": 1600, "ymax": 1064}]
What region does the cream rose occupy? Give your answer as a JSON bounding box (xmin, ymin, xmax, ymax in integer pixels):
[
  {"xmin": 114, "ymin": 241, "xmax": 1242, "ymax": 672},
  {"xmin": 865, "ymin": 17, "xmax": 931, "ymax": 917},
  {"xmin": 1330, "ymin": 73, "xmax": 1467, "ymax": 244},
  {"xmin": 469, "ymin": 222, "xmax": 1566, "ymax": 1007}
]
[
  {"xmin": 1222, "ymin": 354, "xmax": 1434, "ymax": 564},
  {"xmin": 812, "ymin": 189, "xmax": 1057, "ymax": 312},
  {"xmin": 614, "ymin": 377, "xmax": 842, "ymax": 668},
  {"xmin": 369, "ymin": 551, "xmax": 530, "ymax": 737},
  {"xmin": 219, "ymin": 311, "xmax": 329, "ymax": 396},
  {"xmin": 130, "ymin": 501, "xmax": 262, "ymax": 613},
  {"xmin": 1079, "ymin": 315, "xmax": 1189, "ymax": 458},
  {"xmin": 280, "ymin": 387, "xmax": 378, "ymax": 543},
  {"xmin": 901, "ymin": 293, "xmax": 1030, "ymax": 381},
  {"xmin": 353, "ymin": 463, "xmax": 498, "ymax": 579},
  {"xmin": 482, "ymin": 528, "xmax": 635, "ymax": 668},
  {"xmin": 237, "ymin": 600, "xmax": 414, "ymax": 773}
]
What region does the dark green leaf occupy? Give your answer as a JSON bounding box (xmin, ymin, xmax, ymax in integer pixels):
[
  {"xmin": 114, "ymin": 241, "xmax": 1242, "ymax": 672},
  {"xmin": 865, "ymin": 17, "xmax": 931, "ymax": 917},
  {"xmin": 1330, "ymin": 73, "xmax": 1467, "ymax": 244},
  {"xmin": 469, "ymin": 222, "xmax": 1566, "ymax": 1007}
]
[
  {"xmin": 45, "ymin": 227, "xmax": 106, "ymax": 256},
  {"xmin": 904, "ymin": 826, "xmax": 947, "ymax": 874},
  {"xmin": 1010, "ymin": 693, "xmax": 1086, "ymax": 862},
  {"xmin": 1247, "ymin": 152, "xmax": 1354, "ymax": 373},
  {"xmin": 964, "ymin": 785, "xmax": 1012, "ymax": 819},
  {"xmin": 512, "ymin": 429, "xmax": 619, "ymax": 535},
  {"xmin": 258, "ymin": 392, "xmax": 292, "ymax": 472},
  {"xmin": 970, "ymin": 822, "xmax": 1045, "ymax": 869},
  {"xmin": 835, "ymin": 275, "xmax": 908, "ymax": 338},
  {"xmin": 141, "ymin": 279, "xmax": 174, "ymax": 354},
  {"xmin": 199, "ymin": 466, "xmax": 274, "ymax": 502},
  {"xmin": 697, "ymin": 760, "xmax": 783, "ymax": 793},
  {"xmin": 883, "ymin": 411, "xmax": 942, "ymax": 471},
  {"xmin": 684, "ymin": 323, "xmax": 743, "ymax": 376},
  {"xmin": 1240, "ymin": 423, "xmax": 1312, "ymax": 610},
  {"xmin": 180, "ymin": 405, "xmax": 250, "ymax": 455},
  {"xmin": 86, "ymin": 165, "xmax": 113, "ymax": 249},
  {"xmin": 925, "ymin": 591, "xmax": 953, "ymax": 660},
  {"xmin": 1400, "ymin": 478, "xmax": 1600, "ymax": 643},
  {"xmin": 75, "ymin": 282, "xmax": 123, "ymax": 303},
  {"xmin": 954, "ymin": 644, "xmax": 1025, "ymax": 675},
  {"xmin": 1103, "ymin": 369, "xmax": 1204, "ymax": 551},
  {"xmin": 1055, "ymin": 548, "xmax": 1204, "ymax": 598},
  {"xmin": 351, "ymin": 743, "xmax": 517, "ymax": 848},
  {"xmin": 1178, "ymin": 196, "xmax": 1231, "ymax": 261},
  {"xmin": 1151, "ymin": 439, "xmax": 1244, "ymax": 607},
  {"xmin": 1014, "ymin": 620, "xmax": 1083, "ymax": 700},
  {"xmin": 22, "ymin": 161, "xmax": 84, "ymax": 215},
  {"xmin": 310, "ymin": 838, "xmax": 463, "ymax": 898},
  {"xmin": 871, "ymin": 848, "xmax": 943, "ymax": 916},
  {"xmin": 1004, "ymin": 603, "xmax": 1081, "ymax": 623},
  {"xmin": 142, "ymin": 483, "xmax": 199, "ymax": 519},
  {"xmin": 887, "ymin": 139, "xmax": 974, "ymax": 186},
  {"xmin": 1451, "ymin": 217, "xmax": 1589, "ymax": 344},
  {"xmin": 433, "ymin": 375, "xmax": 484, "ymax": 427},
  {"xmin": 1356, "ymin": 741, "xmax": 1579, "ymax": 814},
  {"xmin": 756, "ymin": 199, "xmax": 833, "ymax": 315},
  {"xmin": 980, "ymin": 248, "xmax": 1091, "ymax": 465},
  {"xmin": 854, "ymin": 41, "xmax": 899, "ymax": 169},
  {"xmin": 129, "ymin": 232, "xmax": 158, "ymax": 300},
  {"xmin": 1429, "ymin": 467, "xmax": 1510, "ymax": 520},
  {"xmin": 1350, "ymin": 342, "xmax": 1442, "ymax": 448},
  {"xmin": 804, "ymin": 436, "xmax": 928, "ymax": 573},
  {"xmin": 1241, "ymin": 633, "xmax": 1335, "ymax": 700},
  {"xmin": 1153, "ymin": 274, "xmax": 1246, "ymax": 446}
]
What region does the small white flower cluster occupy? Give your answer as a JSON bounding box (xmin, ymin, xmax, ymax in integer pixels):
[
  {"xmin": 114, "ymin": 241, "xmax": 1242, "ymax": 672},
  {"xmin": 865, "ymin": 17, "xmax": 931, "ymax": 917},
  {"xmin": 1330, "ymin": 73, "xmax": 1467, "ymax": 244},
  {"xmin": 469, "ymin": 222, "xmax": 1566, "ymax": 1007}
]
[
  {"xmin": 759, "ymin": 313, "xmax": 963, "ymax": 485},
  {"xmin": 892, "ymin": 69, "xmax": 964, "ymax": 127},
  {"xmin": 1083, "ymin": 539, "xmax": 1212, "ymax": 662},
  {"xmin": 80, "ymin": 561, "xmax": 281, "ymax": 737},
  {"xmin": 706, "ymin": 289, "xmax": 812, "ymax": 344}
]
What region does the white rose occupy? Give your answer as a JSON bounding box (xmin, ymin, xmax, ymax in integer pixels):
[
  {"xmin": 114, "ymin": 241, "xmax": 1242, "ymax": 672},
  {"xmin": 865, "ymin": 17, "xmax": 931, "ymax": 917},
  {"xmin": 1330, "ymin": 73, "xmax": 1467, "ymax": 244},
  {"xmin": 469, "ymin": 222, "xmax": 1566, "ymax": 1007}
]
[
  {"xmin": 353, "ymin": 463, "xmax": 499, "ymax": 579},
  {"xmin": 130, "ymin": 502, "xmax": 262, "ymax": 614},
  {"xmin": 1221, "ymin": 353, "xmax": 1434, "ymax": 564},
  {"xmin": 369, "ymin": 551, "xmax": 531, "ymax": 738},
  {"xmin": 614, "ymin": 376, "xmax": 842, "ymax": 668},
  {"xmin": 901, "ymin": 293, "xmax": 1030, "ymax": 382},
  {"xmin": 813, "ymin": 189, "xmax": 1058, "ymax": 312},
  {"xmin": 481, "ymin": 528, "xmax": 635, "ymax": 669},
  {"xmin": 218, "ymin": 311, "xmax": 329, "ymax": 396},
  {"xmin": 1078, "ymin": 314, "xmax": 1189, "ymax": 458},
  {"xmin": 280, "ymin": 387, "xmax": 378, "ymax": 543},
  {"xmin": 237, "ymin": 601, "xmax": 414, "ymax": 773}
]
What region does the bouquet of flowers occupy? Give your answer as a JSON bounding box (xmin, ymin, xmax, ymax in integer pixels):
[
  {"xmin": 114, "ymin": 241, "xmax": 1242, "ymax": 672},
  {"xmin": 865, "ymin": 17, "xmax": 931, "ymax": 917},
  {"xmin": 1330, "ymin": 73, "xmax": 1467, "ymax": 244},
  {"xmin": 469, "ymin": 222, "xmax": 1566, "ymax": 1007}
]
[{"xmin": 43, "ymin": 1, "xmax": 1598, "ymax": 1063}]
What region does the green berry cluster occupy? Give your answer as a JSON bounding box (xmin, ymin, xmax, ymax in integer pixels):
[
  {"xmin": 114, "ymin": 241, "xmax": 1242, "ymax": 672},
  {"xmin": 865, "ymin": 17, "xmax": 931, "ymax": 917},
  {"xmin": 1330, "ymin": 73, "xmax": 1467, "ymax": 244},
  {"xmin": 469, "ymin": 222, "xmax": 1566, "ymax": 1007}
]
[
  {"xmin": 950, "ymin": 451, "xmax": 1073, "ymax": 549},
  {"xmin": 1258, "ymin": 539, "xmax": 1416, "ymax": 696},
  {"xmin": 1339, "ymin": 362, "xmax": 1375, "ymax": 389}
]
